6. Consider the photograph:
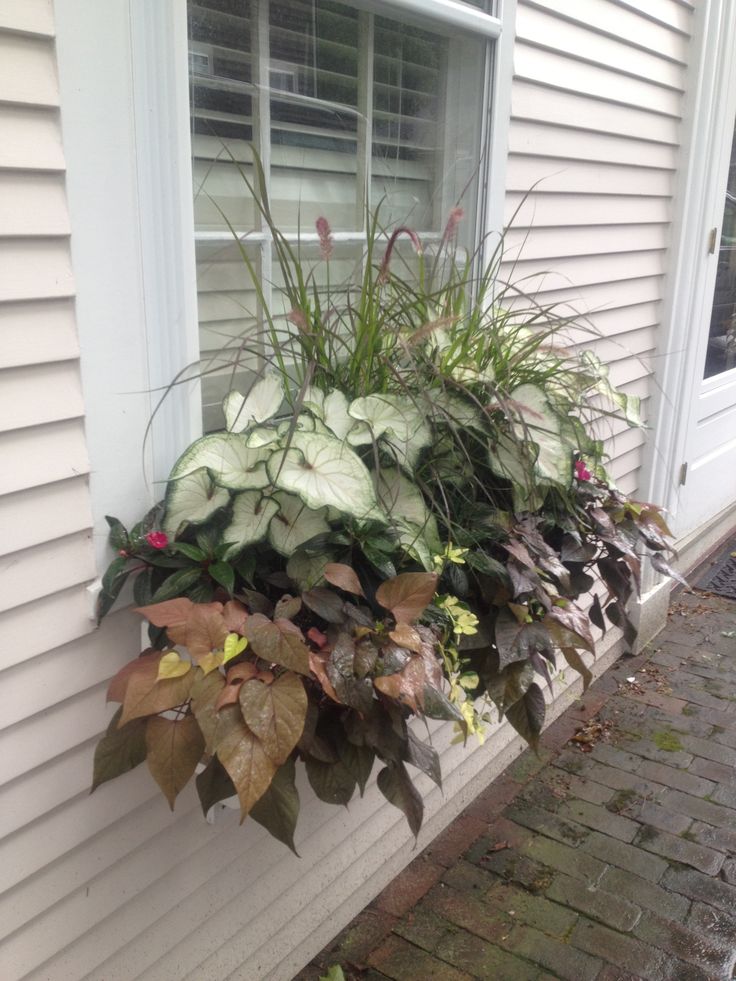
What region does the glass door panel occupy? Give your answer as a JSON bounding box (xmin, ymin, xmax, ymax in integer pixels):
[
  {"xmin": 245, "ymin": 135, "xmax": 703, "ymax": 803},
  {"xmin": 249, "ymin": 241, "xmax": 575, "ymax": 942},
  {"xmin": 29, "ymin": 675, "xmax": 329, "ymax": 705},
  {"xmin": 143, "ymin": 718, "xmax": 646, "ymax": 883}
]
[{"xmin": 705, "ymin": 126, "xmax": 736, "ymax": 378}]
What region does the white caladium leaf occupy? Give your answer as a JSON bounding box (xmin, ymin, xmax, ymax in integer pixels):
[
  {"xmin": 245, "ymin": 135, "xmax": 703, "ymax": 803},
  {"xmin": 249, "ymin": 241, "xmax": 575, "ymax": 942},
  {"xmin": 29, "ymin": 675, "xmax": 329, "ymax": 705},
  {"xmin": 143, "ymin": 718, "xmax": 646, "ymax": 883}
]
[
  {"xmin": 490, "ymin": 432, "xmax": 545, "ymax": 512},
  {"xmin": 431, "ymin": 391, "xmax": 484, "ymax": 431},
  {"xmin": 268, "ymin": 430, "xmax": 382, "ymax": 520},
  {"xmin": 321, "ymin": 389, "xmax": 353, "ymax": 441},
  {"xmin": 267, "ymin": 491, "xmax": 331, "ymax": 556},
  {"xmin": 171, "ymin": 433, "xmax": 271, "ymax": 490},
  {"xmin": 299, "ymin": 385, "xmax": 326, "ymax": 418},
  {"xmin": 378, "ymin": 468, "xmax": 440, "ymax": 548},
  {"xmin": 507, "ymin": 384, "xmax": 571, "ymax": 488},
  {"xmin": 162, "ymin": 468, "xmax": 230, "ymax": 537},
  {"xmin": 348, "ymin": 393, "xmax": 420, "ymax": 441},
  {"xmin": 246, "ymin": 426, "xmax": 280, "ymax": 449},
  {"xmin": 222, "ymin": 491, "xmax": 280, "ymax": 557},
  {"xmin": 383, "ymin": 418, "xmax": 432, "ymax": 470},
  {"xmin": 581, "ymin": 351, "xmax": 642, "ymax": 427},
  {"xmin": 395, "ymin": 520, "xmax": 435, "ymax": 571},
  {"xmin": 223, "ymin": 373, "xmax": 284, "ymax": 432}
]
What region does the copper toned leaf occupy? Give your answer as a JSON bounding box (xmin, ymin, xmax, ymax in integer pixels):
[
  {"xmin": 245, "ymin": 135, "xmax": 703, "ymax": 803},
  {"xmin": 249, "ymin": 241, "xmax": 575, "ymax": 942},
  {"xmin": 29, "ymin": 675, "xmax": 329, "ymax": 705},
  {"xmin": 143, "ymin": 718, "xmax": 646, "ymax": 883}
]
[
  {"xmin": 214, "ymin": 706, "xmax": 277, "ymax": 821},
  {"xmin": 388, "ymin": 624, "xmax": 423, "ymax": 652},
  {"xmin": 377, "ymin": 761, "xmax": 423, "ymax": 837},
  {"xmin": 134, "ymin": 597, "xmax": 197, "ymax": 628},
  {"xmin": 324, "ymin": 563, "xmax": 365, "ymax": 597},
  {"xmin": 560, "ymin": 646, "xmax": 592, "ymax": 691},
  {"xmin": 249, "ymin": 757, "xmax": 300, "ymax": 854},
  {"xmin": 106, "ymin": 649, "xmax": 160, "ymax": 703},
  {"xmin": 222, "ymin": 599, "xmax": 249, "ymax": 634},
  {"xmin": 214, "ymin": 661, "xmax": 259, "ymax": 712},
  {"xmin": 309, "ymin": 650, "xmax": 341, "ymax": 702},
  {"xmin": 145, "ymin": 715, "xmax": 205, "ymax": 809},
  {"xmin": 239, "ymin": 673, "xmax": 308, "ymax": 766},
  {"xmin": 546, "ymin": 601, "xmax": 595, "ymax": 654},
  {"xmin": 244, "ymin": 613, "xmax": 311, "ymax": 675},
  {"xmin": 195, "ymin": 755, "xmax": 236, "ymax": 816},
  {"xmin": 374, "ymin": 655, "xmax": 427, "ymax": 713},
  {"xmin": 119, "ymin": 656, "xmax": 194, "ymax": 726},
  {"xmin": 375, "ymin": 572, "xmax": 438, "ymax": 624},
  {"xmin": 190, "ymin": 668, "xmax": 227, "ymax": 754},
  {"xmin": 176, "ymin": 605, "xmax": 229, "ymax": 662},
  {"xmin": 505, "ymin": 681, "xmax": 546, "ymax": 751}
]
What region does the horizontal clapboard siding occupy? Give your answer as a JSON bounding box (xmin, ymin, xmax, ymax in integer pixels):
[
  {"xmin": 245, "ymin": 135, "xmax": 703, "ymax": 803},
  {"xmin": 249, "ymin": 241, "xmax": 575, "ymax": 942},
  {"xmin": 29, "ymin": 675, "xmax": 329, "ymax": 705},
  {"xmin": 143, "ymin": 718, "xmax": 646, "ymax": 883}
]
[
  {"xmin": 503, "ymin": 0, "xmax": 692, "ymax": 495},
  {"xmin": 1, "ymin": 1, "xmax": 693, "ymax": 979}
]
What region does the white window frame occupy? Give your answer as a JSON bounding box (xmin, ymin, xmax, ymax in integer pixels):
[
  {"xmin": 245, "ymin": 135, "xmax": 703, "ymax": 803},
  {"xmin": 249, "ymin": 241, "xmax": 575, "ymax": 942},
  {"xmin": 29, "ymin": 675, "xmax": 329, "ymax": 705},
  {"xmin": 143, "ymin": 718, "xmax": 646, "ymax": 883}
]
[{"xmin": 54, "ymin": 0, "xmax": 515, "ymax": 574}]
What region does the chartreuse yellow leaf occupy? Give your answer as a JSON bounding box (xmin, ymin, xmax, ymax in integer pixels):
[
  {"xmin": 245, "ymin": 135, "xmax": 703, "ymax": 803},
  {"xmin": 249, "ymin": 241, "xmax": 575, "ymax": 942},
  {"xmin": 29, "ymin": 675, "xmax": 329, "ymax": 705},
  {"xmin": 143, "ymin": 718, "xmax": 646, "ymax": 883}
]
[
  {"xmin": 198, "ymin": 651, "xmax": 224, "ymax": 676},
  {"xmin": 222, "ymin": 632, "xmax": 248, "ymax": 665},
  {"xmin": 157, "ymin": 651, "xmax": 192, "ymax": 681}
]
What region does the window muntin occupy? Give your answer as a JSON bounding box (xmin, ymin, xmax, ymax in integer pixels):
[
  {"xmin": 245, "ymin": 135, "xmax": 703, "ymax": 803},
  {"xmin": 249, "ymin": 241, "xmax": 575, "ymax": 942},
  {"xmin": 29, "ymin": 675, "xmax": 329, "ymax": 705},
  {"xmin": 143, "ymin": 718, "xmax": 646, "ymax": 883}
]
[{"xmin": 188, "ymin": 0, "xmax": 493, "ymax": 429}]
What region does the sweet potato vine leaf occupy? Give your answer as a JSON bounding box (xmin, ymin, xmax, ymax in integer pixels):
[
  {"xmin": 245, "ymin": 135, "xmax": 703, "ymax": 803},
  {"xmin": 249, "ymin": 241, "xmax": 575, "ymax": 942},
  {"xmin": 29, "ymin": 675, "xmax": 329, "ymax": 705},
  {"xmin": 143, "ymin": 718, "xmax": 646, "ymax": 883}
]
[
  {"xmin": 214, "ymin": 705, "xmax": 277, "ymax": 821},
  {"xmin": 145, "ymin": 714, "xmax": 205, "ymax": 809},
  {"xmin": 91, "ymin": 707, "xmax": 147, "ymax": 792},
  {"xmin": 244, "ymin": 613, "xmax": 311, "ymax": 675},
  {"xmin": 377, "ymin": 760, "xmax": 424, "ymax": 837},
  {"xmin": 195, "ymin": 756, "xmax": 236, "ymax": 816},
  {"xmin": 169, "ymin": 605, "xmax": 229, "ymax": 662},
  {"xmin": 560, "ymin": 646, "xmax": 592, "ymax": 691},
  {"xmin": 190, "ymin": 669, "xmax": 227, "ymax": 754},
  {"xmin": 239, "ymin": 673, "xmax": 308, "ymax": 766},
  {"xmin": 249, "ymin": 757, "xmax": 301, "ymax": 854},
  {"xmin": 324, "ymin": 563, "xmax": 364, "ymax": 597},
  {"xmin": 107, "ymin": 649, "xmax": 161, "ymax": 703},
  {"xmin": 305, "ymin": 755, "xmax": 356, "ymax": 806},
  {"xmin": 374, "ymin": 656, "xmax": 428, "ymax": 713},
  {"xmin": 375, "ymin": 572, "xmax": 438, "ymax": 624},
  {"xmin": 119, "ymin": 655, "xmax": 195, "ymax": 726},
  {"xmin": 505, "ymin": 682, "xmax": 546, "ymax": 751}
]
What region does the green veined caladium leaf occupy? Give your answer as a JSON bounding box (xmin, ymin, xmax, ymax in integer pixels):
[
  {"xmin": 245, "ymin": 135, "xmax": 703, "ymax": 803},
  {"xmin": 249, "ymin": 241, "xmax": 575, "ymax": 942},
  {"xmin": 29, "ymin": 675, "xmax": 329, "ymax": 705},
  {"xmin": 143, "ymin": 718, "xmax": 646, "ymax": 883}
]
[
  {"xmin": 507, "ymin": 384, "xmax": 571, "ymax": 488},
  {"xmin": 267, "ymin": 491, "xmax": 331, "ymax": 557},
  {"xmin": 489, "ymin": 432, "xmax": 545, "ymax": 512},
  {"xmin": 223, "ymin": 372, "xmax": 284, "ymax": 432},
  {"xmin": 162, "ymin": 467, "xmax": 230, "ymax": 537},
  {"xmin": 267, "ymin": 430, "xmax": 383, "ymax": 521},
  {"xmin": 170, "ymin": 433, "xmax": 271, "ymax": 491},
  {"xmin": 222, "ymin": 491, "xmax": 279, "ymax": 558},
  {"xmin": 377, "ymin": 468, "xmax": 441, "ymax": 568},
  {"xmin": 348, "ymin": 393, "xmax": 420, "ymax": 442}
]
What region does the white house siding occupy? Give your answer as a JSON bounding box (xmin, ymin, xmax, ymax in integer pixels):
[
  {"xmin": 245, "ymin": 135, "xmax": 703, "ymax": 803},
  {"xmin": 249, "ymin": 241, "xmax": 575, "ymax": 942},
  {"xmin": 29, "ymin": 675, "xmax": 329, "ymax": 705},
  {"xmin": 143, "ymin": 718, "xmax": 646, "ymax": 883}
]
[
  {"xmin": 503, "ymin": 0, "xmax": 694, "ymax": 496},
  {"xmin": 0, "ymin": 2, "xmax": 698, "ymax": 980}
]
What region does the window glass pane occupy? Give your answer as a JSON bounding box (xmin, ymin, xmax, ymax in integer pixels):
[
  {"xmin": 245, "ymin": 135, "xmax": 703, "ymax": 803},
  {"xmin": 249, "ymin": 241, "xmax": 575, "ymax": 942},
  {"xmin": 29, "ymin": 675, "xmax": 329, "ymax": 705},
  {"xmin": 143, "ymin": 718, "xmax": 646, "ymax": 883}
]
[{"xmin": 705, "ymin": 126, "xmax": 736, "ymax": 378}]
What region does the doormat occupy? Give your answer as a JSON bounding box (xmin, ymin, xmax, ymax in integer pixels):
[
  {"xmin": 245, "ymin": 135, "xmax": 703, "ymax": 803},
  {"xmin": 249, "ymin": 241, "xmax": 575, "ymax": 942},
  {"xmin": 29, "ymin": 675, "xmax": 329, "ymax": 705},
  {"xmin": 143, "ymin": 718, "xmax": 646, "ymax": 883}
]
[{"xmin": 698, "ymin": 542, "xmax": 736, "ymax": 600}]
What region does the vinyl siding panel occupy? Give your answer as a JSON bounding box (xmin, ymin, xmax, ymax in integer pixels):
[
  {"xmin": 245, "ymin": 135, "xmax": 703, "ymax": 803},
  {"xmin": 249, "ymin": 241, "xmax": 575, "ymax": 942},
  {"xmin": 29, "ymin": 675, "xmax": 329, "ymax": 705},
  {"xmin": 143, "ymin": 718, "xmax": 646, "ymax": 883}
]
[
  {"xmin": 0, "ymin": 3, "xmax": 694, "ymax": 980},
  {"xmin": 504, "ymin": 0, "xmax": 692, "ymax": 495}
]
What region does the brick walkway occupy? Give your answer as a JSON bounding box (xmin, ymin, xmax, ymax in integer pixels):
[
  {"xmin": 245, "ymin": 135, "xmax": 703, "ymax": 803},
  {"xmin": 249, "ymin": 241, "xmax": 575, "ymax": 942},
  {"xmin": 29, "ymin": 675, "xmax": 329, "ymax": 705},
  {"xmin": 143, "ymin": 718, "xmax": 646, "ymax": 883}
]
[{"xmin": 297, "ymin": 588, "xmax": 736, "ymax": 981}]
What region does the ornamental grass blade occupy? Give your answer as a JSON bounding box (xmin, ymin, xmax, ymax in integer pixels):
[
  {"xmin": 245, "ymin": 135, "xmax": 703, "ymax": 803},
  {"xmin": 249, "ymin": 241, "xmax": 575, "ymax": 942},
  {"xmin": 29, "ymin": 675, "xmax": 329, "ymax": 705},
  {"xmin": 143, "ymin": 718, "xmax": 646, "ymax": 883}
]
[{"xmin": 145, "ymin": 715, "xmax": 205, "ymax": 810}]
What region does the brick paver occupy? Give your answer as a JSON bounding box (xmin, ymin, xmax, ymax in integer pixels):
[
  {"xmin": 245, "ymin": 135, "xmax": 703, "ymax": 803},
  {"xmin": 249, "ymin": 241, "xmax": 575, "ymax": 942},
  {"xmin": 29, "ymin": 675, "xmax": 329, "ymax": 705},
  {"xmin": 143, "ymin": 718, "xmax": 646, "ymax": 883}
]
[{"xmin": 298, "ymin": 587, "xmax": 736, "ymax": 981}]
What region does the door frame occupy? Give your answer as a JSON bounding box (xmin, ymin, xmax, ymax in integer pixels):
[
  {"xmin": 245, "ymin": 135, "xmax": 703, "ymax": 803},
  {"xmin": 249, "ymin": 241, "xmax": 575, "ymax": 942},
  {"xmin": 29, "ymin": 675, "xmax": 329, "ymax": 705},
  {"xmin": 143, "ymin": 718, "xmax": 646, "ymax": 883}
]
[{"xmin": 644, "ymin": 0, "xmax": 736, "ymax": 552}]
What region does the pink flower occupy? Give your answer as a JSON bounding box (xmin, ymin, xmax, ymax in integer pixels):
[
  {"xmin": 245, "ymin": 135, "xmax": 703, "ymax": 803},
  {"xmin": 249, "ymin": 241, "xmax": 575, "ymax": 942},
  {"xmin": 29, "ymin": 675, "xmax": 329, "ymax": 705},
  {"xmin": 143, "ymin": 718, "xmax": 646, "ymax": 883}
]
[
  {"xmin": 315, "ymin": 216, "xmax": 333, "ymax": 261},
  {"xmin": 145, "ymin": 531, "xmax": 169, "ymax": 549},
  {"xmin": 574, "ymin": 460, "xmax": 592, "ymax": 482}
]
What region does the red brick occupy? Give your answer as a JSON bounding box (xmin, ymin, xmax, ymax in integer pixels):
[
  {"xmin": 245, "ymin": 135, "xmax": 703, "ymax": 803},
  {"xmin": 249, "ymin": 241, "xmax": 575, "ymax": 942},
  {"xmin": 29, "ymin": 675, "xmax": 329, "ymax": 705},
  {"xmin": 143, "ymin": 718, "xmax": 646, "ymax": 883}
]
[
  {"xmin": 368, "ymin": 934, "xmax": 473, "ymax": 980},
  {"xmin": 372, "ymin": 859, "xmax": 443, "ymax": 917},
  {"xmin": 422, "ymin": 813, "xmax": 487, "ymax": 867},
  {"xmin": 464, "ymin": 772, "xmax": 524, "ymax": 819}
]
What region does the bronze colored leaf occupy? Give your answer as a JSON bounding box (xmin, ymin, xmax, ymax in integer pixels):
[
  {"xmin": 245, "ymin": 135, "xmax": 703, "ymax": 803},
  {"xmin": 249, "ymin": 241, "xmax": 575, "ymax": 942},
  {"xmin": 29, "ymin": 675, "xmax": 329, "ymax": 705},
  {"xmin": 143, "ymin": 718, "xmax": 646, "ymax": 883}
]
[
  {"xmin": 374, "ymin": 655, "xmax": 427, "ymax": 713},
  {"xmin": 106, "ymin": 649, "xmax": 160, "ymax": 703},
  {"xmin": 377, "ymin": 761, "xmax": 423, "ymax": 837},
  {"xmin": 119, "ymin": 657, "xmax": 194, "ymax": 726},
  {"xmin": 215, "ymin": 706, "xmax": 277, "ymax": 821},
  {"xmin": 388, "ymin": 624, "xmax": 423, "ymax": 652},
  {"xmin": 222, "ymin": 599, "xmax": 249, "ymax": 634},
  {"xmin": 402, "ymin": 729, "xmax": 441, "ymax": 788},
  {"xmin": 326, "ymin": 632, "xmax": 374, "ymax": 713},
  {"xmin": 375, "ymin": 572, "xmax": 438, "ymax": 624},
  {"xmin": 239, "ymin": 673, "xmax": 307, "ymax": 766},
  {"xmin": 249, "ymin": 757, "xmax": 300, "ymax": 854},
  {"xmin": 338, "ymin": 740, "xmax": 375, "ymax": 796},
  {"xmin": 302, "ymin": 587, "xmax": 346, "ymax": 623},
  {"xmin": 244, "ymin": 613, "xmax": 310, "ymax": 675},
  {"xmin": 134, "ymin": 597, "xmax": 197, "ymax": 628},
  {"xmin": 145, "ymin": 715, "xmax": 205, "ymax": 809},
  {"xmin": 274, "ymin": 594, "xmax": 302, "ymax": 621},
  {"xmin": 309, "ymin": 650, "xmax": 341, "ymax": 702},
  {"xmin": 324, "ymin": 563, "xmax": 365, "ymax": 597},
  {"xmin": 190, "ymin": 668, "xmax": 227, "ymax": 754},
  {"xmin": 305, "ymin": 755, "xmax": 356, "ymax": 806},
  {"xmin": 214, "ymin": 661, "xmax": 259, "ymax": 712},
  {"xmin": 560, "ymin": 645, "xmax": 592, "ymax": 690},
  {"xmin": 91, "ymin": 707, "xmax": 147, "ymax": 791},
  {"xmin": 177, "ymin": 605, "xmax": 229, "ymax": 662}
]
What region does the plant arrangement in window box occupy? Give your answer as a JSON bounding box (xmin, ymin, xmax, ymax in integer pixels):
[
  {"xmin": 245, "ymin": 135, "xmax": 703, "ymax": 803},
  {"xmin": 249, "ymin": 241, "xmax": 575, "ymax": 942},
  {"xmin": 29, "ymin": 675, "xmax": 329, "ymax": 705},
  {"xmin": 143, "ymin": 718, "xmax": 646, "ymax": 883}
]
[{"xmin": 93, "ymin": 186, "xmax": 681, "ymax": 850}]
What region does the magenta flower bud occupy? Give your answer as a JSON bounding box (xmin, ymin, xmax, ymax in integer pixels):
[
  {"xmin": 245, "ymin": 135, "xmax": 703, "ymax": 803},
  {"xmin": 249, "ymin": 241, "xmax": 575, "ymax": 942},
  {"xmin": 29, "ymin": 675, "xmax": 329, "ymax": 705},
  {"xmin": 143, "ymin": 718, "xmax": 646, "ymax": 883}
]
[{"xmin": 145, "ymin": 531, "xmax": 169, "ymax": 549}]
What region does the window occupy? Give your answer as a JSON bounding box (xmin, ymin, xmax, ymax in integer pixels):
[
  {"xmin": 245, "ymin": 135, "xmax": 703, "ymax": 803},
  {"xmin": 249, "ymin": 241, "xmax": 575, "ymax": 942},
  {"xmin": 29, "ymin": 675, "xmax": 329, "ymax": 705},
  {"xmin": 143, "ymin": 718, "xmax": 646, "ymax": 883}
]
[{"xmin": 186, "ymin": 0, "xmax": 502, "ymax": 429}]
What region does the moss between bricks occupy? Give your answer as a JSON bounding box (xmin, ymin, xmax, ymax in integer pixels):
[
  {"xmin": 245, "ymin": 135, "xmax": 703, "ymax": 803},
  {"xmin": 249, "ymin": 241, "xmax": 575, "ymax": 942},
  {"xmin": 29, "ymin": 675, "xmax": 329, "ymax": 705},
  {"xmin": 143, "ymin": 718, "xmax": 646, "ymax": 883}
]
[
  {"xmin": 606, "ymin": 788, "xmax": 639, "ymax": 814},
  {"xmin": 652, "ymin": 729, "xmax": 684, "ymax": 752}
]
